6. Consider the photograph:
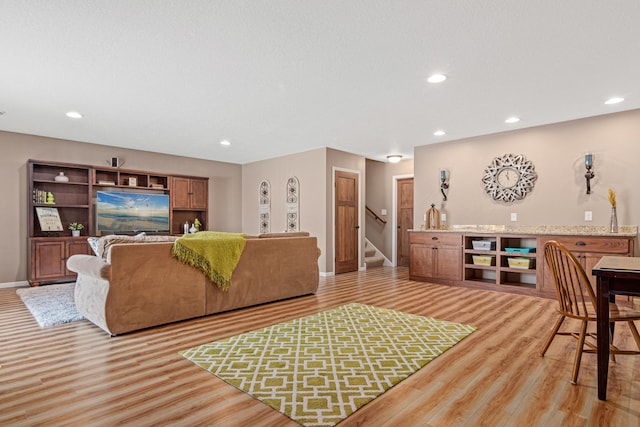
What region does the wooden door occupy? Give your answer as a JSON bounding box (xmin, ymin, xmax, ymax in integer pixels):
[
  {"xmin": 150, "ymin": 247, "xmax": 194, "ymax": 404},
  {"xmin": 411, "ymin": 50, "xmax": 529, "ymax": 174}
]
[
  {"xmin": 171, "ymin": 177, "xmax": 191, "ymax": 208},
  {"xmin": 190, "ymin": 179, "xmax": 208, "ymax": 209},
  {"xmin": 335, "ymin": 171, "xmax": 359, "ymax": 274},
  {"xmin": 396, "ymin": 178, "xmax": 413, "ymax": 266},
  {"xmin": 33, "ymin": 240, "xmax": 66, "ymax": 281}
]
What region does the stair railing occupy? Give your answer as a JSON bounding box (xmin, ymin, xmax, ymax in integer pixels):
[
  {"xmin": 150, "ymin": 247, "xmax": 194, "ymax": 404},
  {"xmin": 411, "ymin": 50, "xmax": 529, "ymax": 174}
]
[{"xmin": 366, "ymin": 205, "xmax": 387, "ymax": 224}]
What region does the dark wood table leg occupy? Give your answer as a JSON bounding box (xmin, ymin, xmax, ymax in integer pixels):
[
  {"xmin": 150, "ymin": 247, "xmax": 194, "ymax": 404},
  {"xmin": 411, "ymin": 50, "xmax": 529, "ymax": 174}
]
[{"xmin": 596, "ymin": 276, "xmax": 610, "ymax": 400}]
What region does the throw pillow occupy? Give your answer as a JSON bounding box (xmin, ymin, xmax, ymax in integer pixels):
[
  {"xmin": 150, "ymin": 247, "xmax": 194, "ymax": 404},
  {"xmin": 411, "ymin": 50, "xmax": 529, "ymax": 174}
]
[{"xmin": 87, "ymin": 237, "xmax": 100, "ymax": 256}]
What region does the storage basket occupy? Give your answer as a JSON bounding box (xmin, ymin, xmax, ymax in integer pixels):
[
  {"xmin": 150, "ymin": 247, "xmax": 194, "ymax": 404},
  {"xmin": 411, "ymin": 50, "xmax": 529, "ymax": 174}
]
[
  {"xmin": 472, "ymin": 255, "xmax": 496, "ymax": 266},
  {"xmin": 472, "ymin": 240, "xmax": 496, "ymax": 250},
  {"xmin": 507, "ymin": 257, "xmax": 535, "ymax": 269}
]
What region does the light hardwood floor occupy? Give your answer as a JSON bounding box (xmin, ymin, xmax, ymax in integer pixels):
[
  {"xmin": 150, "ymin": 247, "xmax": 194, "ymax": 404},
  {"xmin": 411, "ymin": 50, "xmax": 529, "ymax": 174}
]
[{"xmin": 2, "ymin": 267, "xmax": 640, "ymax": 426}]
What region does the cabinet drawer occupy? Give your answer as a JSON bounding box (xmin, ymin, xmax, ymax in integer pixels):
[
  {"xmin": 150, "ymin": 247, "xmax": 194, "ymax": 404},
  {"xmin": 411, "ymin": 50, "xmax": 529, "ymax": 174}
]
[
  {"xmin": 410, "ymin": 232, "xmax": 462, "ymax": 246},
  {"xmin": 549, "ymin": 237, "xmax": 630, "ymax": 254}
]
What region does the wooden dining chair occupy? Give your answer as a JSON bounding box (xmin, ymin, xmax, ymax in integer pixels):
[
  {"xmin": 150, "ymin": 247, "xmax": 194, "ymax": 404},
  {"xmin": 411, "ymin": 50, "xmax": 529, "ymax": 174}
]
[{"xmin": 540, "ymin": 240, "xmax": 640, "ymax": 384}]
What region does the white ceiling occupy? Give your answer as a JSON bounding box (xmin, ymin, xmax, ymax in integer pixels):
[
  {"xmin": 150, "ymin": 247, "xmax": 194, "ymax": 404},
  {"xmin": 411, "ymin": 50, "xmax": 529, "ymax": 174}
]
[{"xmin": 1, "ymin": 1, "xmax": 639, "ymax": 164}]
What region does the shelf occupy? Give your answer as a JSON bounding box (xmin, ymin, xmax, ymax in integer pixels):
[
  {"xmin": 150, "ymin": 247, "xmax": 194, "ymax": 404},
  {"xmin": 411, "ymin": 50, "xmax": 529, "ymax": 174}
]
[{"xmin": 464, "ymin": 263, "xmax": 496, "ymax": 270}]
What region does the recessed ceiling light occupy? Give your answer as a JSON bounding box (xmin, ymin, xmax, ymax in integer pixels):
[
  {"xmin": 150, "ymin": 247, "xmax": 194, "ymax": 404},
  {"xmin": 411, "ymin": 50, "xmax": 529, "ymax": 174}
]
[
  {"xmin": 427, "ymin": 74, "xmax": 447, "ymax": 83},
  {"xmin": 387, "ymin": 155, "xmax": 402, "ymax": 163},
  {"xmin": 220, "ymin": 140, "xmax": 231, "ymax": 146},
  {"xmin": 505, "ymin": 116, "xmax": 520, "ymax": 124},
  {"xmin": 433, "ymin": 130, "xmax": 446, "ymax": 136},
  {"xmin": 66, "ymin": 111, "xmax": 83, "ymax": 119},
  {"xmin": 604, "ymin": 97, "xmax": 624, "ymax": 105}
]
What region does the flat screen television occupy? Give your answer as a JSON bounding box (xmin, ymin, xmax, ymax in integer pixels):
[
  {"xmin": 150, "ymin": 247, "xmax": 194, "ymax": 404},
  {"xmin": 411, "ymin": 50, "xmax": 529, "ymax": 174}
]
[{"xmin": 96, "ymin": 191, "xmax": 170, "ymax": 234}]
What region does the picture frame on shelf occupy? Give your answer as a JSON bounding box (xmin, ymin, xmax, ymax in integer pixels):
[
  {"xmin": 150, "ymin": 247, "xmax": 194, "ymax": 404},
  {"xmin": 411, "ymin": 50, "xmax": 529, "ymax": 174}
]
[{"xmin": 35, "ymin": 207, "xmax": 63, "ymax": 231}]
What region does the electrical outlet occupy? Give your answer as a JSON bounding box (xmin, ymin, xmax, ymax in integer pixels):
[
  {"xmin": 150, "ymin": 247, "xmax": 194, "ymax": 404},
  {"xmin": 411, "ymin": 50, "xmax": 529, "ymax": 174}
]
[
  {"xmin": 381, "ymin": 208, "xmax": 387, "ymax": 216},
  {"xmin": 585, "ymin": 211, "xmax": 593, "ymax": 221},
  {"xmin": 510, "ymin": 212, "xmax": 517, "ymax": 222},
  {"xmin": 441, "ymin": 213, "xmax": 447, "ymax": 222}
]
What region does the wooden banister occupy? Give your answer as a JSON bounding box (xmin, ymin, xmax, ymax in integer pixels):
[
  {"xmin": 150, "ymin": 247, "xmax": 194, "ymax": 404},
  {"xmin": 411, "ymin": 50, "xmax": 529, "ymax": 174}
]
[{"xmin": 366, "ymin": 205, "xmax": 387, "ymax": 224}]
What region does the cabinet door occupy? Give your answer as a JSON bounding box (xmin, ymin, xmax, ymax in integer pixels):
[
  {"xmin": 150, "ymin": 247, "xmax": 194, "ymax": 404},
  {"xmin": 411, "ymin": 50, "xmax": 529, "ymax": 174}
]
[
  {"xmin": 33, "ymin": 241, "xmax": 66, "ymax": 281},
  {"xmin": 65, "ymin": 240, "xmax": 91, "ymax": 275},
  {"xmin": 410, "ymin": 245, "xmax": 436, "ymax": 278},
  {"xmin": 171, "ymin": 177, "xmax": 191, "ymax": 208},
  {"xmin": 189, "ymin": 178, "xmax": 208, "ymax": 209},
  {"xmin": 436, "ymin": 246, "xmax": 463, "ymax": 281}
]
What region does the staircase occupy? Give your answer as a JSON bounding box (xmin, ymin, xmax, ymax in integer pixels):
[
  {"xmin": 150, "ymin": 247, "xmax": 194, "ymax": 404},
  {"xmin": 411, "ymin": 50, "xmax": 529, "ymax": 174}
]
[{"xmin": 365, "ymin": 240, "xmax": 385, "ymax": 269}]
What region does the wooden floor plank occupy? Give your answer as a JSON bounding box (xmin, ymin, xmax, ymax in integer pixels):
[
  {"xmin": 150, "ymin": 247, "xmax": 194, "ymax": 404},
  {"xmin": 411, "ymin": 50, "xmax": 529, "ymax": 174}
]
[{"xmin": 1, "ymin": 267, "xmax": 639, "ymax": 426}]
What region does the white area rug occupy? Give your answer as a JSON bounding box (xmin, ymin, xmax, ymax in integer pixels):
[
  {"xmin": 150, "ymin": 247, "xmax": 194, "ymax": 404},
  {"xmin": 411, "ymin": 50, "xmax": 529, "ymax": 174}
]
[{"xmin": 17, "ymin": 283, "xmax": 84, "ymax": 327}]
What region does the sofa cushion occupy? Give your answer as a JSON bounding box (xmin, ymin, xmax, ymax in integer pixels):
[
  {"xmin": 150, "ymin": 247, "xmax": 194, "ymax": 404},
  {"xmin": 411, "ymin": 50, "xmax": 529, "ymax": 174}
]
[
  {"xmin": 259, "ymin": 231, "xmax": 309, "ymax": 238},
  {"xmin": 98, "ymin": 234, "xmax": 178, "ymax": 260}
]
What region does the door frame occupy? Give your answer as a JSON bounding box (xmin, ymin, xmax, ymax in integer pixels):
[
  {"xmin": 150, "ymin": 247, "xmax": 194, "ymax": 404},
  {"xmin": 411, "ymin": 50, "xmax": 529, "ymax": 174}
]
[
  {"xmin": 391, "ymin": 173, "xmax": 414, "ymax": 267},
  {"xmin": 332, "ymin": 166, "xmax": 363, "ymax": 273}
]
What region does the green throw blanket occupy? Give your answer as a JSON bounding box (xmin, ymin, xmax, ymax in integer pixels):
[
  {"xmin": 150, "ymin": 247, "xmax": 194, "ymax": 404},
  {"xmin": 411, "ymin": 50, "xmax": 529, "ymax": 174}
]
[{"xmin": 172, "ymin": 231, "xmax": 246, "ymax": 291}]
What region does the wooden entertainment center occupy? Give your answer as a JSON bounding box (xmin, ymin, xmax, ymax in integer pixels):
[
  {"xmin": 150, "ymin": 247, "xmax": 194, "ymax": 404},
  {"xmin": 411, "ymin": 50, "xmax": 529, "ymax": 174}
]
[{"xmin": 28, "ymin": 160, "xmax": 208, "ymax": 285}]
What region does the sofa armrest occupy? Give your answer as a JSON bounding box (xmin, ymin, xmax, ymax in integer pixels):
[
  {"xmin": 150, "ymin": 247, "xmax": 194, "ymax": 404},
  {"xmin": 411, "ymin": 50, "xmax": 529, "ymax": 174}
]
[{"xmin": 67, "ymin": 255, "xmax": 111, "ymax": 280}]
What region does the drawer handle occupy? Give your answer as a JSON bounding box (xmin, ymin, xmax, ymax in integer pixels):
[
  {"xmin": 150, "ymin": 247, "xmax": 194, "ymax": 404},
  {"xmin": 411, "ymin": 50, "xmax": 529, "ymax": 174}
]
[
  {"xmin": 575, "ymin": 241, "xmax": 586, "ymax": 246},
  {"xmin": 432, "ymin": 236, "xmax": 439, "ymax": 240}
]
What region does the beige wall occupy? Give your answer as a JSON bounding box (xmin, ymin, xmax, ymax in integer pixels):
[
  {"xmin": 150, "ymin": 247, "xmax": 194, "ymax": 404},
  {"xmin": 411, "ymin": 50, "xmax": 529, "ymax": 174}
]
[
  {"xmin": 242, "ymin": 148, "xmax": 328, "ymax": 271},
  {"xmin": 414, "ymin": 109, "xmax": 640, "ymax": 253},
  {"xmin": 365, "ymin": 158, "xmax": 414, "ymax": 262},
  {"xmin": 0, "ymin": 131, "xmax": 242, "ymax": 284}
]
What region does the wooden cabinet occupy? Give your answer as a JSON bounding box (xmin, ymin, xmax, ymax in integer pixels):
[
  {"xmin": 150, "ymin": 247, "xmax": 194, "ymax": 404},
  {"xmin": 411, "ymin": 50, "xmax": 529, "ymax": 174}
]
[
  {"xmin": 409, "ymin": 229, "xmax": 635, "ymax": 299},
  {"xmin": 171, "ymin": 177, "xmax": 207, "ymax": 209},
  {"xmin": 29, "ymin": 237, "xmax": 92, "ymax": 285},
  {"xmin": 409, "ymin": 232, "xmax": 462, "ymax": 281},
  {"xmin": 170, "ymin": 176, "xmax": 208, "ymax": 234},
  {"xmin": 539, "ymin": 236, "xmax": 634, "ymax": 294}
]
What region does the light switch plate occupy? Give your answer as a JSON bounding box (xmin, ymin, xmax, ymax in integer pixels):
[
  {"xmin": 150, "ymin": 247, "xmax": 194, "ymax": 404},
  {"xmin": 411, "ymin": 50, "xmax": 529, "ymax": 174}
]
[
  {"xmin": 585, "ymin": 211, "xmax": 593, "ymax": 221},
  {"xmin": 510, "ymin": 212, "xmax": 517, "ymax": 222},
  {"xmin": 381, "ymin": 209, "xmax": 387, "ymax": 216}
]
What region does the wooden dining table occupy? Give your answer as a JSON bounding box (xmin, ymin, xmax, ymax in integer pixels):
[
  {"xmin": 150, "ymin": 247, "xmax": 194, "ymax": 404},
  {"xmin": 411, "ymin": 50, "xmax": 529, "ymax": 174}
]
[{"xmin": 592, "ymin": 256, "xmax": 640, "ymax": 400}]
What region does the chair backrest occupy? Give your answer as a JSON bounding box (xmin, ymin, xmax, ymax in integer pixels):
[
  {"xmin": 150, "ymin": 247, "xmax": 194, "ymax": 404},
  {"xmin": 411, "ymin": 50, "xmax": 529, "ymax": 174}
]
[{"xmin": 543, "ymin": 240, "xmax": 597, "ymax": 319}]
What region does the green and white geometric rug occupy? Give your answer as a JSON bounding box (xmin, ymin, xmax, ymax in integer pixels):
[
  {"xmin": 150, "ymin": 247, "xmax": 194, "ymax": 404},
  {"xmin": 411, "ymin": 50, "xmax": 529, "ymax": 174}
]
[{"xmin": 180, "ymin": 303, "xmax": 476, "ymax": 426}]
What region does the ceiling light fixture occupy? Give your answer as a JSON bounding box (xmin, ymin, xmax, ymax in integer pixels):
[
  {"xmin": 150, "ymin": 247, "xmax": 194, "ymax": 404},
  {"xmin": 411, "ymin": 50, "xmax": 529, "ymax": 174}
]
[
  {"xmin": 66, "ymin": 111, "xmax": 83, "ymax": 119},
  {"xmin": 433, "ymin": 130, "xmax": 446, "ymax": 136},
  {"xmin": 220, "ymin": 140, "xmax": 231, "ymax": 146},
  {"xmin": 387, "ymin": 155, "xmax": 402, "ymax": 163},
  {"xmin": 427, "ymin": 74, "xmax": 447, "ymax": 83},
  {"xmin": 505, "ymin": 116, "xmax": 520, "ymax": 124},
  {"xmin": 604, "ymin": 97, "xmax": 624, "ymax": 105}
]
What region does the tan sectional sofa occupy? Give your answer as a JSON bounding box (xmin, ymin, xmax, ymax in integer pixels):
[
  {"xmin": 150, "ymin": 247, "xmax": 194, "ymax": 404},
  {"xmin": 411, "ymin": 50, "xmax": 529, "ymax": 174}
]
[{"xmin": 66, "ymin": 233, "xmax": 320, "ymax": 335}]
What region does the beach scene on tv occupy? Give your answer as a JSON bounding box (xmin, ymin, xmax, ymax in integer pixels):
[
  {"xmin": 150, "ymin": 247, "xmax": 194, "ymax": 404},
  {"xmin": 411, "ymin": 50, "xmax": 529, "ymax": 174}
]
[{"xmin": 97, "ymin": 191, "xmax": 170, "ymax": 233}]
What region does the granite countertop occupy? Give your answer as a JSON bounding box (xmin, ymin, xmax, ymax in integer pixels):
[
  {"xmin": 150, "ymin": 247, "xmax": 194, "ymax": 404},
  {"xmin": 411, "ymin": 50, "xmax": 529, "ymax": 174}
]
[{"xmin": 409, "ymin": 225, "xmax": 638, "ymax": 237}]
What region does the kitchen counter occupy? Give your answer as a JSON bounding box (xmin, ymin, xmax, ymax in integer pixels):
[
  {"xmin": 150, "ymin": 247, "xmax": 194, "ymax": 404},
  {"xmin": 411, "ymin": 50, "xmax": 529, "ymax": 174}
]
[{"xmin": 410, "ymin": 225, "xmax": 637, "ymax": 237}]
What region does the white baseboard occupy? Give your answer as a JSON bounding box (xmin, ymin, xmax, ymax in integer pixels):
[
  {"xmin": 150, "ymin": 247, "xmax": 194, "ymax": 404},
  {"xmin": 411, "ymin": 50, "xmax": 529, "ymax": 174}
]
[
  {"xmin": 319, "ymin": 271, "xmax": 335, "ymax": 277},
  {"xmin": 0, "ymin": 280, "xmax": 29, "ymax": 289}
]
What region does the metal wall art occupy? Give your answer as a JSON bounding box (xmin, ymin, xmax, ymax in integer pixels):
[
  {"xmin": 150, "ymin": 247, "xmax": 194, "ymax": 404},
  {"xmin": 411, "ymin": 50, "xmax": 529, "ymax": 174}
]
[
  {"xmin": 259, "ymin": 180, "xmax": 271, "ymax": 233},
  {"xmin": 286, "ymin": 176, "xmax": 300, "ymax": 232}
]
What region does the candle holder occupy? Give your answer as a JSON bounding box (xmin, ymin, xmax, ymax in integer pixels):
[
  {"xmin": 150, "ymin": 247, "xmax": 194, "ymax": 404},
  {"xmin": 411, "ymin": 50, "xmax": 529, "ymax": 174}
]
[
  {"xmin": 584, "ymin": 153, "xmax": 594, "ymax": 194},
  {"xmin": 440, "ymin": 169, "xmax": 449, "ymax": 201}
]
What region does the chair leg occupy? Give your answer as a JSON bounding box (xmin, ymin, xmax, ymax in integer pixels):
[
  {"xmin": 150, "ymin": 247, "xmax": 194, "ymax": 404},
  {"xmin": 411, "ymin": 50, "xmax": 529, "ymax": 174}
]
[
  {"xmin": 628, "ymin": 321, "xmax": 640, "ymax": 350},
  {"xmin": 540, "ymin": 315, "xmax": 565, "ymax": 357},
  {"xmin": 571, "ymin": 320, "xmax": 588, "ymax": 385}
]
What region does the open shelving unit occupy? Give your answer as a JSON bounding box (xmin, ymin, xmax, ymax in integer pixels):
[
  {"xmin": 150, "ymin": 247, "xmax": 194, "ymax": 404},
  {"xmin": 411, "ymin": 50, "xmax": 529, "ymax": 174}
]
[{"xmin": 464, "ymin": 234, "xmax": 538, "ymax": 290}]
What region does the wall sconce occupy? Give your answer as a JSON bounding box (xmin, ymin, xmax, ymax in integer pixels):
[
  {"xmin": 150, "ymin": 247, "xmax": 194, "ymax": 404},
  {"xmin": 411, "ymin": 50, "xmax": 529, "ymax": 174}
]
[
  {"xmin": 387, "ymin": 154, "xmax": 402, "ymax": 163},
  {"xmin": 440, "ymin": 169, "xmax": 449, "ymax": 201},
  {"xmin": 584, "ymin": 153, "xmax": 594, "ymax": 194}
]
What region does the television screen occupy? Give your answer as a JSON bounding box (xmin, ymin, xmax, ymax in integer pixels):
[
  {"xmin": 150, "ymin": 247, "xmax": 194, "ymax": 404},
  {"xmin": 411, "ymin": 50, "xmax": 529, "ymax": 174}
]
[{"xmin": 96, "ymin": 191, "xmax": 170, "ymax": 233}]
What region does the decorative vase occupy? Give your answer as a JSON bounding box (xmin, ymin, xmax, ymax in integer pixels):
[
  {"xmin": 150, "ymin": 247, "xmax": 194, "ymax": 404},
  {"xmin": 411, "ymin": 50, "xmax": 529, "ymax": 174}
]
[
  {"xmin": 54, "ymin": 172, "xmax": 69, "ymax": 182},
  {"xmin": 71, "ymin": 230, "xmax": 80, "ymax": 237},
  {"xmin": 610, "ymin": 207, "xmax": 618, "ymax": 233}
]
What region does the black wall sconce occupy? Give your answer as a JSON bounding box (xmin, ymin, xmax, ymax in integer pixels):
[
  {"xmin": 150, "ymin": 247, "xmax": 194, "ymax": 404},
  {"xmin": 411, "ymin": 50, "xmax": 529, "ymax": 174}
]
[
  {"xmin": 440, "ymin": 169, "xmax": 449, "ymax": 201},
  {"xmin": 585, "ymin": 153, "xmax": 594, "ymax": 194}
]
